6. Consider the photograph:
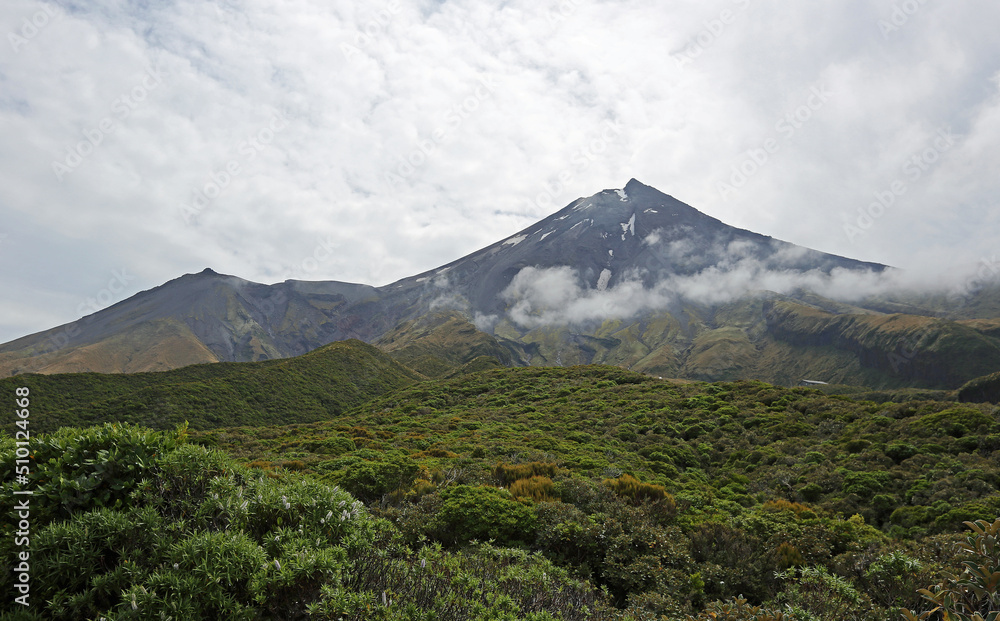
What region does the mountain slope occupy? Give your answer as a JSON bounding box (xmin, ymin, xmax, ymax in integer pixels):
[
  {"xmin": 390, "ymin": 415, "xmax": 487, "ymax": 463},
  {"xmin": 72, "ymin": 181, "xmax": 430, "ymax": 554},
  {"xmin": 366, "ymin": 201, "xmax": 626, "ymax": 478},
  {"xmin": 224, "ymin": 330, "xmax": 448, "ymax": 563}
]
[
  {"xmin": 374, "ymin": 310, "xmax": 527, "ymax": 377},
  {"xmin": 0, "ymin": 270, "xmax": 383, "ymax": 375}
]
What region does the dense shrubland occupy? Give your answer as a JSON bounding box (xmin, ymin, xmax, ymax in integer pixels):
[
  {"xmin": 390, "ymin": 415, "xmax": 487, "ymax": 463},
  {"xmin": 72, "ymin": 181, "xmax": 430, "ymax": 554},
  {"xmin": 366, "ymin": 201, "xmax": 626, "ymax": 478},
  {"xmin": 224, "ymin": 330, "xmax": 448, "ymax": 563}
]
[
  {"xmin": 3, "ymin": 364, "xmax": 1000, "ymax": 619},
  {"xmin": 0, "ymin": 424, "xmax": 616, "ymax": 619}
]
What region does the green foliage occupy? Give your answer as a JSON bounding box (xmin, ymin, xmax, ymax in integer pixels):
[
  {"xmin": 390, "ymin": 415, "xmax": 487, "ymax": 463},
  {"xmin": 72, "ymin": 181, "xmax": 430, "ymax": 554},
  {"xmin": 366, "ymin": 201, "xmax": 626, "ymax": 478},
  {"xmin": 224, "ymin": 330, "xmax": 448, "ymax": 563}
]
[
  {"xmin": 1, "ymin": 339, "xmax": 420, "ymax": 433},
  {"xmin": 842, "ymin": 471, "xmax": 891, "ymax": 497},
  {"xmin": 916, "ymin": 407, "xmax": 994, "ymax": 437},
  {"xmin": 0, "ymin": 424, "xmax": 377, "ymax": 620},
  {"xmin": 309, "ymin": 539, "xmax": 619, "ymax": 620},
  {"xmin": 329, "ymin": 453, "xmax": 418, "ymax": 503},
  {"xmin": 774, "ymin": 565, "xmax": 872, "ymax": 620},
  {"xmin": 7, "ymin": 363, "xmax": 1000, "ymax": 619},
  {"xmin": 0, "ymin": 422, "xmax": 183, "ymax": 523},
  {"xmin": 684, "ymin": 596, "xmax": 787, "ymax": 621},
  {"xmin": 902, "ymin": 518, "xmax": 1000, "ymax": 621},
  {"xmin": 432, "ymin": 485, "xmax": 538, "ymax": 546}
]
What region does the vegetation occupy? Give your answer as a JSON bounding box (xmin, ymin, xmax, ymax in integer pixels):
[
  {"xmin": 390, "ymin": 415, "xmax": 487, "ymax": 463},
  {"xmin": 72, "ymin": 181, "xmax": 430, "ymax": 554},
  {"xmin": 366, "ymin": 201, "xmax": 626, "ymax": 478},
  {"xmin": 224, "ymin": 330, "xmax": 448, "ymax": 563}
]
[
  {"xmin": 0, "ymin": 340, "xmax": 420, "ymax": 434},
  {"xmin": 0, "ymin": 424, "xmax": 616, "ymax": 620},
  {"xmin": 959, "ymin": 370, "xmax": 1000, "ymax": 404},
  {"xmin": 3, "ymin": 363, "xmax": 1000, "ymax": 619}
]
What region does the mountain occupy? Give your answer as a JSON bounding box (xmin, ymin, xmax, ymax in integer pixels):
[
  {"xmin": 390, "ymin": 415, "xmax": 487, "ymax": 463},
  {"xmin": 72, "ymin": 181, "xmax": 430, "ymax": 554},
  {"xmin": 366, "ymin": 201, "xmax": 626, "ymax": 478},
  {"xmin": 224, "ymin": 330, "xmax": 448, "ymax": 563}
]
[{"xmin": 3, "ymin": 179, "xmax": 1000, "ymax": 389}]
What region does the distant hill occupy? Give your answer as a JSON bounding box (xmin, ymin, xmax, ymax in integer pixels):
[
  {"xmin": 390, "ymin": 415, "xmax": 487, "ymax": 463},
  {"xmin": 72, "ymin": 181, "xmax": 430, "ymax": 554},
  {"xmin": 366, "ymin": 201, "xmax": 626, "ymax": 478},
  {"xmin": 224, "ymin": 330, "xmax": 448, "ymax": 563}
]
[{"xmin": 2, "ymin": 339, "xmax": 421, "ymax": 434}]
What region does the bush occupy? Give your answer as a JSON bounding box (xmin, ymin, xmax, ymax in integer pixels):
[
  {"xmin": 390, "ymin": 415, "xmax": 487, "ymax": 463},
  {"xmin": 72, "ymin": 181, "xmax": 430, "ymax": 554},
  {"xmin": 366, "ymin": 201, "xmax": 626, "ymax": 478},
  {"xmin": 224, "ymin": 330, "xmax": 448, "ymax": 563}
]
[
  {"xmin": 0, "ymin": 422, "xmax": 184, "ymax": 525},
  {"xmin": 333, "ymin": 454, "xmax": 417, "ymax": 502},
  {"xmin": 773, "ymin": 565, "xmax": 873, "ymax": 620},
  {"xmin": 799, "ymin": 483, "xmax": 824, "ymax": 503},
  {"xmin": 0, "ymin": 425, "xmax": 371, "ymax": 620},
  {"xmin": 432, "ymin": 485, "xmax": 537, "ymax": 546},
  {"xmin": 842, "ymin": 471, "xmax": 890, "ymax": 497},
  {"xmin": 603, "ymin": 474, "xmax": 673, "ymax": 505},
  {"xmin": 885, "ymin": 443, "xmax": 919, "ymax": 463},
  {"xmin": 917, "ymin": 407, "xmax": 992, "ymax": 437},
  {"xmin": 510, "ymin": 476, "xmax": 559, "ymax": 503},
  {"xmin": 494, "ymin": 462, "xmax": 558, "ymax": 485},
  {"xmin": 902, "ymin": 518, "xmax": 1000, "ymax": 621}
]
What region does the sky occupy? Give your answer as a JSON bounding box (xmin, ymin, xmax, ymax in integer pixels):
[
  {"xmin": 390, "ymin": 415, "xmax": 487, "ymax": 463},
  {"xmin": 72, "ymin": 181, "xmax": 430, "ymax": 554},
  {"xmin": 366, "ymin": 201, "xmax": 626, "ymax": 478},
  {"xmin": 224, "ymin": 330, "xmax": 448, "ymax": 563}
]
[{"xmin": 1, "ymin": 0, "xmax": 999, "ymax": 344}]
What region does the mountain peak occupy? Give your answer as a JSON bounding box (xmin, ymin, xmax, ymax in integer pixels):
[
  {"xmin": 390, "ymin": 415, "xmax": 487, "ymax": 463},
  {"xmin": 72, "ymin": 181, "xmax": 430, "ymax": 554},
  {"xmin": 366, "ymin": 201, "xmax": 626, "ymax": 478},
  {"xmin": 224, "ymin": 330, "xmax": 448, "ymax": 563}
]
[{"xmin": 623, "ymin": 178, "xmax": 647, "ymax": 193}]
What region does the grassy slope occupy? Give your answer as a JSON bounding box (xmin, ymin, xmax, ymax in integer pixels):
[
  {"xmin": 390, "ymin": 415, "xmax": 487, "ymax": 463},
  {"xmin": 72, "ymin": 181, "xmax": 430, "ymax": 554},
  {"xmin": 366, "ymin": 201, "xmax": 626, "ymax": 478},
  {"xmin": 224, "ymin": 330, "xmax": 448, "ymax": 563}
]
[
  {"xmin": 375, "ymin": 310, "xmax": 522, "ymax": 377},
  {"xmin": 0, "ymin": 318, "xmax": 221, "ymax": 376},
  {"xmin": 2, "ymin": 339, "xmax": 421, "ymax": 433}
]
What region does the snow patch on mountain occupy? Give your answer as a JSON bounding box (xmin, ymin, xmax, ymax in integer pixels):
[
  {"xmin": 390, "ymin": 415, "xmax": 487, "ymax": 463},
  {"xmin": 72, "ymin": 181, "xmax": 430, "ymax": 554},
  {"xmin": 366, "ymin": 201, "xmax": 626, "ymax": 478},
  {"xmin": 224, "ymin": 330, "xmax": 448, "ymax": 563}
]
[
  {"xmin": 620, "ymin": 213, "xmax": 636, "ymax": 240},
  {"xmin": 596, "ymin": 269, "xmax": 612, "ymax": 291}
]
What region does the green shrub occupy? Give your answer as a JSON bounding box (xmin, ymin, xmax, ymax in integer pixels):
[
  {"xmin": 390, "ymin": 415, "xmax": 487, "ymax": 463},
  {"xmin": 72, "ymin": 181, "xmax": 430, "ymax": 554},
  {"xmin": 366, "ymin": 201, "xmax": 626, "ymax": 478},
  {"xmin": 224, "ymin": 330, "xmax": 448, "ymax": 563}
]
[
  {"xmin": 432, "ymin": 485, "xmax": 537, "ymax": 546},
  {"xmin": 509, "ymin": 476, "xmax": 559, "ymax": 503},
  {"xmin": 0, "ymin": 423, "xmax": 184, "ymax": 525},
  {"xmin": 493, "ymin": 461, "xmax": 558, "ymax": 485},
  {"xmin": 0, "ymin": 425, "xmax": 371, "ymax": 620},
  {"xmin": 902, "ymin": 518, "xmax": 1000, "ymax": 621},
  {"xmin": 799, "ymin": 482, "xmax": 824, "ymax": 502},
  {"xmin": 885, "ymin": 443, "xmax": 919, "ymax": 463},
  {"xmin": 917, "ymin": 407, "xmax": 992, "ymax": 437},
  {"xmin": 302, "ymin": 435, "xmax": 356, "ymax": 455},
  {"xmin": 773, "ymin": 565, "xmax": 872, "ymax": 620},
  {"xmin": 333, "ymin": 454, "xmax": 417, "ymax": 502},
  {"xmin": 842, "ymin": 471, "xmax": 890, "ymax": 497}
]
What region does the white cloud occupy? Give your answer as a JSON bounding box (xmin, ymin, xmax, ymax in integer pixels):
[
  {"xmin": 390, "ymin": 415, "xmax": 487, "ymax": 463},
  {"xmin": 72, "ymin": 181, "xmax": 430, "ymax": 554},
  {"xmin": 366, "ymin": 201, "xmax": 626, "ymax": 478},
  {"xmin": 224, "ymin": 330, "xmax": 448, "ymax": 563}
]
[
  {"xmin": 500, "ymin": 253, "xmax": 999, "ymax": 329},
  {"xmin": 1, "ymin": 0, "xmax": 999, "ymax": 342}
]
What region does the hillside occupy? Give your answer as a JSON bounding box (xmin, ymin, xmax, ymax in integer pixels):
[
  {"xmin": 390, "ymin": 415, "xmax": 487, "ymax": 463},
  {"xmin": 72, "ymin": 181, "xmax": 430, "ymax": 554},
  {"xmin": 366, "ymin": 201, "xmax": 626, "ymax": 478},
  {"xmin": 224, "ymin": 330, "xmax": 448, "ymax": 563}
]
[
  {"xmin": 190, "ymin": 364, "xmax": 1000, "ymax": 617},
  {"xmin": 1, "ymin": 339, "xmax": 421, "ymax": 434},
  {"xmin": 198, "ymin": 365, "xmax": 1000, "ymax": 537},
  {"xmin": 375, "ymin": 310, "xmax": 526, "ymax": 377},
  {"xmin": 4, "ymin": 364, "xmax": 1000, "ymax": 618}
]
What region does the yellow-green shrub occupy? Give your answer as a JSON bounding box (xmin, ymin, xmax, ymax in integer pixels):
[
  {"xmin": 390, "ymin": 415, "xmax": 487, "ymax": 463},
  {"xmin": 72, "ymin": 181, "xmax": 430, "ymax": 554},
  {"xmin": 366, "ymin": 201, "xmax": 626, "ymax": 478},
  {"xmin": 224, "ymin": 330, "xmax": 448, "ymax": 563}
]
[{"xmin": 509, "ymin": 476, "xmax": 558, "ymax": 502}]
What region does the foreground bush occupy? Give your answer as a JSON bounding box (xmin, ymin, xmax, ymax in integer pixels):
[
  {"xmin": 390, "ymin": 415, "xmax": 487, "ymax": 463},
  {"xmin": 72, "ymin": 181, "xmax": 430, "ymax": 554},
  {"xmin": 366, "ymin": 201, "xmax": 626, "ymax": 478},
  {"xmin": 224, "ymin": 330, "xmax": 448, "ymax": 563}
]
[
  {"xmin": 0, "ymin": 424, "xmax": 614, "ymax": 620},
  {"xmin": 902, "ymin": 518, "xmax": 1000, "ymax": 621}
]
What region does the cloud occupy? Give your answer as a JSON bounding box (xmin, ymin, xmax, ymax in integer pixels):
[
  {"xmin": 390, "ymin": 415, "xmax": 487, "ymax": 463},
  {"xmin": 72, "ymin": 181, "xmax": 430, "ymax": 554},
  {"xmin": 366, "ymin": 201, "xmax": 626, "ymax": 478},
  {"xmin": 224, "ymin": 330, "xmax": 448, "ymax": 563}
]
[
  {"xmin": 1, "ymin": 0, "xmax": 999, "ymax": 343},
  {"xmin": 500, "ymin": 249, "xmax": 1000, "ymax": 329},
  {"xmin": 501, "ymin": 265, "xmax": 673, "ymax": 328}
]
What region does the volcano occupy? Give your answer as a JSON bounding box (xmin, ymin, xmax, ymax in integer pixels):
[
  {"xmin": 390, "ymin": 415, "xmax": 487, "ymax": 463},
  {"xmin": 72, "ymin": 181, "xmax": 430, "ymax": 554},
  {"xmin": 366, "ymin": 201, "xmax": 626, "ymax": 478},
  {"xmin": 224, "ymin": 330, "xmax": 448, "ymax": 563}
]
[{"xmin": 3, "ymin": 179, "xmax": 999, "ymax": 390}]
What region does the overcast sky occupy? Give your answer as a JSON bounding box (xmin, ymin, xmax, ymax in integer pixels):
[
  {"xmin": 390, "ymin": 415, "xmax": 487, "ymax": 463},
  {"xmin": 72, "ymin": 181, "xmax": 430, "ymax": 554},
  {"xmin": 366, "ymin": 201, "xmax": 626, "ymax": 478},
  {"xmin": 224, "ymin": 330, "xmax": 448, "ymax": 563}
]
[{"xmin": 1, "ymin": 0, "xmax": 998, "ymax": 344}]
